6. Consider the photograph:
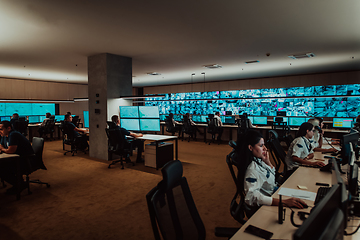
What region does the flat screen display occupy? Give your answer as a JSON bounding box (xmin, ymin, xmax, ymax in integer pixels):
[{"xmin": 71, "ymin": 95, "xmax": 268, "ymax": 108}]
[
  {"xmin": 32, "ymin": 103, "xmax": 55, "ymax": 116},
  {"xmin": 140, "ymin": 119, "xmax": 160, "ymax": 132},
  {"xmin": 5, "ymin": 103, "xmax": 33, "ymax": 116},
  {"xmin": 55, "ymin": 115, "xmax": 65, "ymax": 122},
  {"xmin": 273, "ymin": 117, "xmax": 289, "ymax": 123},
  {"xmin": 139, "ymin": 106, "xmax": 160, "ymax": 118},
  {"xmin": 83, "ymin": 111, "xmax": 89, "ymax": 128},
  {"xmin": 120, "ymin": 119, "xmax": 140, "ymax": 131},
  {"xmin": 253, "ymin": 117, "xmax": 267, "ymax": 125},
  {"xmin": 120, "ymin": 106, "xmax": 139, "ymax": 118},
  {"xmin": 28, "ymin": 116, "xmax": 40, "ymax": 123},
  {"xmin": 288, "ymin": 117, "xmax": 307, "ymax": 126},
  {"xmin": 0, "ymin": 116, "xmax": 11, "ymax": 121},
  {"xmin": 333, "ymin": 118, "xmax": 354, "ymax": 128},
  {"xmin": 39, "ymin": 116, "xmax": 46, "ymax": 122},
  {"xmin": 224, "ymin": 116, "xmax": 235, "ymax": 124},
  {"xmin": 0, "ymin": 103, "xmax": 5, "ymax": 116}
]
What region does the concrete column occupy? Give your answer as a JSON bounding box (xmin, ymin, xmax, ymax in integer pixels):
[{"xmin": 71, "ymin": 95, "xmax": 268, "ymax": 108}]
[{"xmin": 88, "ymin": 53, "xmax": 132, "ymax": 160}]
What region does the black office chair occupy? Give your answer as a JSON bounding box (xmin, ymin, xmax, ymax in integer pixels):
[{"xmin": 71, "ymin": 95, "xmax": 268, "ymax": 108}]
[
  {"xmin": 19, "ymin": 137, "xmax": 50, "ymax": 200},
  {"xmin": 106, "ymin": 121, "xmax": 117, "ymax": 129},
  {"xmin": 72, "ymin": 116, "xmax": 81, "ymax": 127},
  {"xmin": 206, "ymin": 117, "xmax": 221, "ymax": 145},
  {"xmin": 271, "ymin": 118, "xmax": 291, "ymax": 145},
  {"xmin": 267, "ymin": 130, "xmax": 289, "ymax": 182},
  {"xmin": 146, "ymin": 160, "xmax": 206, "ymax": 240},
  {"xmin": 105, "ymin": 128, "xmax": 134, "ymax": 169},
  {"xmin": 42, "ymin": 117, "xmax": 56, "ymax": 141},
  {"xmin": 182, "ymin": 115, "xmax": 196, "ymax": 142},
  {"xmin": 60, "ymin": 122, "xmax": 78, "ymax": 156},
  {"xmin": 165, "ymin": 116, "xmax": 180, "ymax": 136},
  {"xmin": 13, "ymin": 119, "xmax": 29, "ymax": 137}
]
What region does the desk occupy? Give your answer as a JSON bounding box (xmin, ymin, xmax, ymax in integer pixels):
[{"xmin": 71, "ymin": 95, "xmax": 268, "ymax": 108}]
[
  {"xmin": 230, "ymin": 162, "xmax": 360, "ymax": 239},
  {"xmin": 0, "ymin": 153, "xmax": 22, "ymax": 200},
  {"xmin": 137, "ymin": 134, "xmax": 178, "ymax": 161},
  {"xmin": 28, "ymin": 122, "xmax": 62, "ymax": 141}
]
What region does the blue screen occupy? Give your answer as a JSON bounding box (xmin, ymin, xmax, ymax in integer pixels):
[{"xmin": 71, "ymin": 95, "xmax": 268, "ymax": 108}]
[
  {"xmin": 120, "ymin": 119, "xmax": 140, "ymax": 131},
  {"xmin": 140, "ymin": 119, "xmax": 160, "ymax": 132},
  {"xmin": 120, "ymin": 106, "xmax": 139, "ymax": 118},
  {"xmin": 40, "ymin": 116, "xmax": 46, "ymax": 122},
  {"xmin": 1, "ymin": 116, "xmax": 11, "ymax": 121},
  {"xmin": 55, "ymin": 115, "xmax": 65, "ymax": 122},
  {"xmin": 28, "ymin": 116, "xmax": 40, "ymax": 123},
  {"xmin": 5, "ymin": 103, "xmax": 33, "ymax": 116},
  {"xmin": 31, "ymin": 103, "xmax": 55, "ymax": 115},
  {"xmin": 253, "ymin": 117, "xmax": 267, "ymax": 125},
  {"xmin": 159, "ymin": 115, "xmax": 166, "ymax": 121},
  {"xmin": 0, "ymin": 103, "xmax": 5, "ymax": 116},
  {"xmin": 224, "ymin": 116, "xmax": 235, "ymax": 124},
  {"xmin": 333, "ymin": 118, "xmax": 354, "ymax": 128},
  {"xmin": 288, "ymin": 117, "xmax": 307, "ymax": 126},
  {"xmin": 138, "ymin": 106, "xmax": 159, "ymax": 118},
  {"xmin": 83, "ymin": 111, "xmax": 89, "ymax": 128},
  {"xmin": 273, "ymin": 117, "xmax": 289, "ymax": 123}
]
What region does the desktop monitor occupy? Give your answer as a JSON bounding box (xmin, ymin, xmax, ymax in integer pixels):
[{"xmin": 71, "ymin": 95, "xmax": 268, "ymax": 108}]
[
  {"xmin": 348, "ymin": 150, "xmax": 359, "ymax": 197},
  {"xmin": 340, "ymin": 131, "xmax": 359, "ymax": 165},
  {"xmin": 28, "ymin": 116, "xmax": 40, "ymax": 123},
  {"xmin": 83, "ymin": 111, "xmax": 89, "ymax": 128},
  {"xmin": 200, "ymin": 115, "xmax": 208, "ymax": 123},
  {"xmin": 159, "ymin": 115, "xmax": 166, "ymax": 121},
  {"xmin": 288, "ymin": 117, "xmax": 307, "ymax": 126},
  {"xmin": 139, "ymin": 119, "xmax": 160, "ymax": 132},
  {"xmin": 120, "ymin": 119, "xmax": 140, "ymax": 131},
  {"xmin": 138, "ymin": 106, "xmax": 160, "ymax": 118},
  {"xmin": 333, "ymin": 118, "xmax": 354, "ymax": 128},
  {"xmin": 253, "ymin": 117, "xmax": 267, "ymax": 125},
  {"xmin": 277, "ymin": 111, "xmax": 287, "ymax": 116},
  {"xmin": 39, "ymin": 116, "xmax": 46, "ymax": 122},
  {"xmin": 32, "ymin": 103, "xmax": 55, "ymax": 115},
  {"xmin": 225, "ymin": 111, "xmax": 232, "ymax": 115},
  {"xmin": 273, "ymin": 117, "xmax": 288, "ymax": 123},
  {"xmin": 293, "ymin": 184, "xmax": 343, "ymax": 240},
  {"xmin": 0, "ymin": 116, "xmax": 11, "ymax": 121},
  {"xmin": 119, "ymin": 106, "xmax": 139, "ymax": 118},
  {"xmin": 55, "ymin": 115, "xmax": 65, "ymax": 122},
  {"xmin": 224, "ymin": 116, "xmax": 236, "ymax": 124},
  {"xmin": 5, "ymin": 103, "xmax": 33, "ymax": 116}
]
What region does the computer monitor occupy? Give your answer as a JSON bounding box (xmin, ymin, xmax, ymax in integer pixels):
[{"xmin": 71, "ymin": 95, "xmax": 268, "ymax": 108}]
[
  {"xmin": 39, "ymin": 116, "xmax": 46, "ymax": 122},
  {"xmin": 333, "ymin": 118, "xmax": 354, "ymax": 128},
  {"xmin": 253, "ymin": 117, "xmax": 267, "ymax": 125},
  {"xmin": 192, "ymin": 115, "xmax": 201, "ymax": 122},
  {"xmin": 200, "ymin": 115, "xmax": 207, "ymax": 123},
  {"xmin": 273, "ymin": 117, "xmax": 288, "ymax": 123},
  {"xmin": 348, "ymin": 150, "xmax": 359, "ymax": 197},
  {"xmin": 138, "ymin": 106, "xmax": 160, "ymax": 118},
  {"xmin": 225, "ymin": 111, "xmax": 232, "ymax": 115},
  {"xmin": 288, "ymin": 117, "xmax": 307, "ymax": 126},
  {"xmin": 0, "ymin": 116, "xmax": 11, "ymax": 121},
  {"xmin": 32, "ymin": 103, "xmax": 55, "ymax": 116},
  {"xmin": 83, "ymin": 111, "xmax": 89, "ymax": 128},
  {"xmin": 277, "ymin": 111, "xmax": 287, "ymax": 116},
  {"xmin": 119, "ymin": 106, "xmax": 139, "ymax": 118},
  {"xmin": 293, "ymin": 184, "xmax": 343, "ymax": 240},
  {"xmin": 55, "ymin": 115, "xmax": 65, "ymax": 122},
  {"xmin": 120, "ymin": 119, "xmax": 140, "ymax": 131},
  {"xmin": 28, "ymin": 116, "xmax": 40, "ymax": 123},
  {"xmin": 224, "ymin": 116, "xmax": 236, "ymax": 124},
  {"xmin": 139, "ymin": 119, "xmax": 160, "ymax": 132},
  {"xmin": 340, "ymin": 131, "xmax": 359, "ymax": 165}
]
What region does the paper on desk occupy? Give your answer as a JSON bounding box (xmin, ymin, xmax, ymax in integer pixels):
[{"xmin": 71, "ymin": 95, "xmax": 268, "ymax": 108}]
[{"xmin": 278, "ymin": 187, "xmax": 316, "ymax": 201}]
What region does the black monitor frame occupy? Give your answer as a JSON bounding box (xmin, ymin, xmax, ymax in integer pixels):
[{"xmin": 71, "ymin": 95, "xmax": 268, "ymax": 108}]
[{"xmin": 340, "ymin": 132, "xmax": 359, "ymax": 165}]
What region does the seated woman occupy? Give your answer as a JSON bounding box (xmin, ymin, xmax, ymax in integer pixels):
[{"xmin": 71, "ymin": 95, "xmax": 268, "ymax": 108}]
[
  {"xmin": 239, "ymin": 130, "xmax": 306, "ymax": 215},
  {"xmin": 285, "ymin": 122, "xmax": 326, "ymax": 172},
  {"xmin": 307, "ymin": 118, "xmax": 337, "ymax": 153}
]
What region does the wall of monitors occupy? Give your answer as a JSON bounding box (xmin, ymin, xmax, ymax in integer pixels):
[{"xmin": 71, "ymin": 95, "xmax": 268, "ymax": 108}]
[
  {"xmin": 0, "ymin": 103, "xmax": 55, "ymax": 117},
  {"xmin": 145, "ymin": 84, "xmax": 360, "ymax": 118},
  {"xmin": 119, "ymin": 106, "xmax": 160, "ymax": 132}
]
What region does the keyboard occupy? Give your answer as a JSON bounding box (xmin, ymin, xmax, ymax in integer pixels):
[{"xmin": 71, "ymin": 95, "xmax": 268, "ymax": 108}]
[
  {"xmin": 314, "ymin": 187, "xmax": 331, "ymax": 205},
  {"xmin": 299, "ymin": 164, "xmax": 321, "ymax": 168}
]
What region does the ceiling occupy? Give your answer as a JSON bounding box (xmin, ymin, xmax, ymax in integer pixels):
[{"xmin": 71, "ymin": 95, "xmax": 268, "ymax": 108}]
[{"xmin": 1, "ymin": 0, "xmax": 359, "ymax": 87}]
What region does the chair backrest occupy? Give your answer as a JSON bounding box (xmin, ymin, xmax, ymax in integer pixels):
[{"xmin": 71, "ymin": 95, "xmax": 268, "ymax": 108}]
[
  {"xmin": 72, "ymin": 116, "xmax": 80, "ymax": 127},
  {"xmin": 165, "ymin": 117, "xmax": 175, "ymax": 132},
  {"xmin": 106, "ymin": 121, "xmax": 117, "ymax": 129},
  {"xmin": 61, "ymin": 122, "xmax": 76, "ymax": 141},
  {"xmin": 105, "ymin": 128, "xmax": 127, "ymax": 152},
  {"xmin": 29, "ymin": 137, "xmax": 46, "ymax": 171},
  {"xmin": 45, "ymin": 118, "xmax": 55, "ymax": 130},
  {"xmin": 146, "ymin": 160, "xmax": 206, "ymax": 240},
  {"xmin": 182, "ymin": 116, "xmax": 194, "ymax": 133},
  {"xmin": 267, "ymin": 130, "xmax": 287, "ymax": 173},
  {"xmin": 207, "ymin": 117, "xmax": 218, "ymax": 133}
]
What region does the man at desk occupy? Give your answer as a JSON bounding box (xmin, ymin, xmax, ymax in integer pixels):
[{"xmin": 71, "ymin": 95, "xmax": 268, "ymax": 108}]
[
  {"xmin": 38, "ymin": 112, "xmax": 52, "ymax": 137},
  {"xmin": 10, "ymin": 113, "xmax": 19, "ymax": 127},
  {"xmin": 111, "ymin": 115, "xmax": 144, "ymax": 163},
  {"xmin": 0, "ymin": 120, "xmax": 34, "ymax": 194},
  {"xmin": 64, "ymin": 114, "xmax": 88, "ymax": 151},
  {"xmin": 213, "ymin": 112, "xmax": 224, "ymax": 141}
]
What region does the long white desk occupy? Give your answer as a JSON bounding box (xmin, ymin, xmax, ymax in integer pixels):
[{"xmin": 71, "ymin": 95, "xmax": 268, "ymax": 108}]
[{"xmin": 137, "ymin": 134, "xmax": 178, "ymax": 161}]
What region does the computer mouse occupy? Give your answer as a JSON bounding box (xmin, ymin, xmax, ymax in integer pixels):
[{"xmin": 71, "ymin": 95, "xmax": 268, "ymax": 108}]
[{"xmin": 299, "ymin": 202, "xmax": 308, "ymax": 209}]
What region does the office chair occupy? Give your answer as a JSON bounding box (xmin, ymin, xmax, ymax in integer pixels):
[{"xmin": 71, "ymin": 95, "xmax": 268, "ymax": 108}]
[
  {"xmin": 267, "ymin": 130, "xmax": 289, "ymax": 182},
  {"xmin": 206, "ymin": 117, "xmax": 220, "ymax": 145},
  {"xmin": 105, "ymin": 128, "xmax": 134, "ymax": 169},
  {"xmin": 19, "ymin": 137, "xmax": 50, "ymax": 200},
  {"xmin": 13, "ymin": 119, "xmax": 29, "ymax": 137},
  {"xmin": 60, "ymin": 122, "xmax": 78, "ymax": 156},
  {"xmin": 42, "ymin": 117, "xmax": 56, "ymax": 140},
  {"xmin": 165, "ymin": 116, "xmax": 180, "ymax": 137},
  {"xmin": 181, "ymin": 115, "xmax": 196, "ymax": 142},
  {"xmin": 146, "ymin": 160, "xmax": 206, "ymax": 240},
  {"xmin": 72, "ymin": 115, "xmax": 81, "ymax": 127},
  {"xmin": 106, "ymin": 121, "xmax": 117, "ymax": 129},
  {"xmin": 271, "ymin": 119, "xmax": 291, "ymax": 145}
]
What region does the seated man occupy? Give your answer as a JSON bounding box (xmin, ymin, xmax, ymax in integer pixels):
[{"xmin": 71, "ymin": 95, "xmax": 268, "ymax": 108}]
[
  {"xmin": 10, "ymin": 113, "xmax": 19, "ymax": 128},
  {"xmin": 213, "ymin": 112, "xmax": 224, "ymax": 141},
  {"xmin": 38, "ymin": 112, "xmax": 52, "ymax": 137},
  {"xmin": 111, "ymin": 115, "xmax": 144, "ymax": 163},
  {"xmin": 64, "ymin": 113, "xmax": 89, "ymax": 151},
  {"xmin": 0, "ymin": 120, "xmax": 35, "ymax": 194}
]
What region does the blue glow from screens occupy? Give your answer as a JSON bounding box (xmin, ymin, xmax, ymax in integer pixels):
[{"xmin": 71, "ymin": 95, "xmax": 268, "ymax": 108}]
[
  {"xmin": 40, "ymin": 116, "xmax": 46, "ymax": 122},
  {"xmin": 120, "ymin": 119, "xmax": 140, "ymax": 131},
  {"xmin": 55, "ymin": 115, "xmax": 65, "ymax": 122},
  {"xmin": 288, "ymin": 117, "xmax": 307, "ymax": 126},
  {"xmin": 32, "ymin": 103, "xmax": 55, "ymax": 115},
  {"xmin": 173, "ymin": 115, "xmax": 182, "ymax": 121},
  {"xmin": 120, "ymin": 106, "xmax": 139, "ymax": 118},
  {"xmin": 28, "ymin": 116, "xmax": 40, "ymax": 123},
  {"xmin": 0, "ymin": 103, "xmax": 5, "ymax": 116},
  {"xmin": 140, "ymin": 119, "xmax": 160, "ymax": 132},
  {"xmin": 83, "ymin": 111, "xmax": 89, "ymax": 128},
  {"xmin": 2, "ymin": 103, "xmax": 55, "ymax": 116},
  {"xmin": 253, "ymin": 117, "xmax": 267, "ymax": 125},
  {"xmin": 1, "ymin": 116, "xmax": 11, "ymax": 121},
  {"xmin": 139, "ymin": 106, "xmax": 159, "ymax": 118},
  {"xmin": 332, "ymin": 118, "xmax": 354, "ymax": 128},
  {"xmin": 159, "ymin": 115, "xmax": 166, "ymax": 121},
  {"xmin": 224, "ymin": 116, "xmax": 235, "ymax": 124},
  {"xmin": 5, "ymin": 103, "xmax": 32, "ymax": 116},
  {"xmin": 248, "ymin": 116, "xmax": 254, "ymax": 123}
]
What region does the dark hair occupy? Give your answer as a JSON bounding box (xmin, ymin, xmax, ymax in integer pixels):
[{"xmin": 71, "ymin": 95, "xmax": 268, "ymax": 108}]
[
  {"xmin": 111, "ymin": 115, "xmax": 119, "ymax": 123},
  {"xmin": 297, "ymin": 122, "xmax": 313, "ymax": 137},
  {"xmin": 65, "ymin": 114, "xmax": 71, "ymax": 121},
  {"xmin": 0, "ymin": 120, "xmax": 12, "ymax": 129},
  {"xmin": 315, "ymin": 117, "xmax": 323, "ymax": 124},
  {"xmin": 66, "ymin": 112, "xmax": 71, "ymax": 115},
  {"xmin": 46, "ymin": 112, "xmax": 51, "ymax": 118},
  {"xmin": 169, "ymin": 113, "xmax": 174, "ymax": 118}
]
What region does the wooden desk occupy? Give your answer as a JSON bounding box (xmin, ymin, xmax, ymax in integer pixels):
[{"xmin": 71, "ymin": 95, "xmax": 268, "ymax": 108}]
[
  {"xmin": 230, "ymin": 160, "xmax": 359, "ymax": 239},
  {"xmin": 137, "ymin": 134, "xmax": 178, "ymax": 161}
]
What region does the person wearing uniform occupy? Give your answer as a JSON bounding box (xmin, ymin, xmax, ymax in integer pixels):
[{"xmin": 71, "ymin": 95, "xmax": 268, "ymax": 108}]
[
  {"xmin": 0, "ymin": 120, "xmax": 34, "ymax": 194},
  {"xmin": 285, "ymin": 122, "xmax": 326, "ymax": 172},
  {"xmin": 213, "ymin": 112, "xmax": 224, "ymax": 141},
  {"xmin": 307, "ymin": 118, "xmax": 337, "ymax": 153},
  {"xmin": 64, "ymin": 114, "xmax": 89, "ymax": 151}
]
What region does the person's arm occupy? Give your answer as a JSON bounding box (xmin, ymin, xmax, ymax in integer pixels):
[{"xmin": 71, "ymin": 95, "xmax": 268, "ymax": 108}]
[
  {"xmin": 244, "ymin": 168, "xmax": 273, "ymax": 207},
  {"xmin": 291, "ymin": 155, "xmax": 325, "ymax": 167},
  {"xmin": 0, "ymin": 145, "xmax": 17, "ymax": 154},
  {"xmin": 130, "ymin": 132, "xmax": 143, "ymax": 138},
  {"xmin": 74, "ymin": 127, "xmax": 86, "ymax": 134},
  {"xmin": 271, "ymin": 197, "xmax": 307, "ymax": 209}
]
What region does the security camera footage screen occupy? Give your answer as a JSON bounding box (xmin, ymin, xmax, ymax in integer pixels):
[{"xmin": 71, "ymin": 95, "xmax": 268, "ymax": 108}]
[{"xmin": 145, "ymin": 84, "xmax": 360, "ymax": 118}]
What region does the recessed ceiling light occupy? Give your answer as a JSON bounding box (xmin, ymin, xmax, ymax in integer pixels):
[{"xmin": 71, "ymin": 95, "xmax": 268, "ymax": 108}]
[
  {"xmin": 147, "ymin": 72, "xmax": 161, "ymax": 75},
  {"xmin": 203, "ymin": 64, "xmax": 223, "ymax": 69},
  {"xmin": 288, "ymin": 52, "xmax": 315, "ymax": 59},
  {"xmin": 245, "ymin": 60, "xmax": 259, "ymax": 64}
]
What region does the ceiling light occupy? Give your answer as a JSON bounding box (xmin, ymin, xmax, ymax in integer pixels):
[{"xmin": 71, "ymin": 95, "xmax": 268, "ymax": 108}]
[
  {"xmin": 147, "ymin": 72, "xmax": 161, "ymax": 75},
  {"xmin": 245, "ymin": 60, "xmax": 259, "ymax": 64},
  {"xmin": 288, "ymin": 52, "xmax": 315, "ymax": 59},
  {"xmin": 203, "ymin": 64, "xmax": 223, "ymax": 69}
]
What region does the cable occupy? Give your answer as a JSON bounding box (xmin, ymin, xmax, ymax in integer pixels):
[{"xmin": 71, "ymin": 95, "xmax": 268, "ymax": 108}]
[
  {"xmin": 324, "ymin": 136, "xmax": 337, "ymax": 150},
  {"xmin": 284, "ymin": 205, "xmax": 310, "ymax": 228}
]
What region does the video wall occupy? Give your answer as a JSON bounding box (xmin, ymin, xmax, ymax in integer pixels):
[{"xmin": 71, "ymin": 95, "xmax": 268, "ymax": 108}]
[
  {"xmin": 145, "ymin": 84, "xmax": 360, "ymax": 118},
  {"xmin": 0, "ymin": 103, "xmax": 55, "ymax": 117},
  {"xmin": 119, "ymin": 106, "xmax": 160, "ymax": 132}
]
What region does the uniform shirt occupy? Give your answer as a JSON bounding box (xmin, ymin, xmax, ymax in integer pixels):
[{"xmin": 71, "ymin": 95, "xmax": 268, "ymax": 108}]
[
  {"xmin": 40, "ymin": 117, "xmax": 50, "ymax": 127},
  {"xmin": 285, "ymin": 136, "xmax": 315, "ymax": 170},
  {"xmin": 115, "ymin": 125, "xmax": 131, "ymax": 139},
  {"xmin": 244, "ymin": 158, "xmax": 277, "ymax": 207},
  {"xmin": 0, "ymin": 130, "xmax": 34, "ymax": 157},
  {"xmin": 64, "ymin": 121, "xmax": 80, "ymax": 137},
  {"xmin": 214, "ymin": 115, "xmax": 223, "ymax": 127}
]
